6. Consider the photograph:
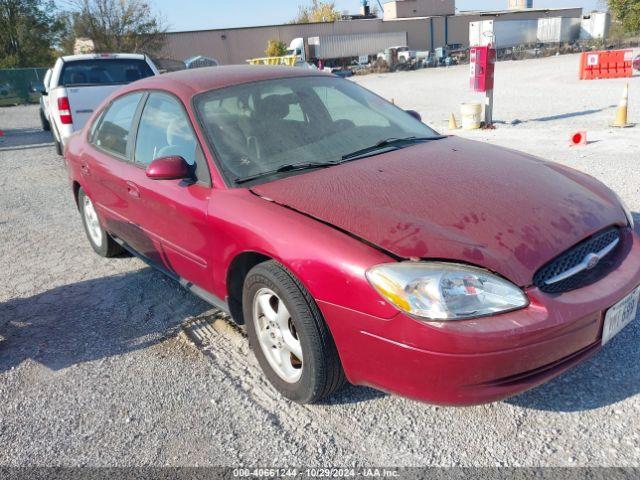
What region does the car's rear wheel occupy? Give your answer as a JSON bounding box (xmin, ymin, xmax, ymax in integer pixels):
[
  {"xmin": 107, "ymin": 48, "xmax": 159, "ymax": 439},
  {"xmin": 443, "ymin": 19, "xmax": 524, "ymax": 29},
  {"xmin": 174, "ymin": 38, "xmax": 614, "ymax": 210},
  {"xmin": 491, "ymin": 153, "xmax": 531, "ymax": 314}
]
[
  {"xmin": 78, "ymin": 188, "xmax": 122, "ymax": 258},
  {"xmin": 40, "ymin": 109, "xmax": 50, "ymax": 131},
  {"xmin": 243, "ymin": 260, "xmax": 346, "ymax": 403}
]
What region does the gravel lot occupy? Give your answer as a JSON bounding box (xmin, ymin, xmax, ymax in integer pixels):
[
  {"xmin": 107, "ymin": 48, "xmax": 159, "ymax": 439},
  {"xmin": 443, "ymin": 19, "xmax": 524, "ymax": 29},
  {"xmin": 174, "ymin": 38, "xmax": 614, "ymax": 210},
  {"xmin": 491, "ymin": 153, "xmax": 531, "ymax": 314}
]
[{"xmin": 1, "ymin": 53, "xmax": 639, "ymax": 467}]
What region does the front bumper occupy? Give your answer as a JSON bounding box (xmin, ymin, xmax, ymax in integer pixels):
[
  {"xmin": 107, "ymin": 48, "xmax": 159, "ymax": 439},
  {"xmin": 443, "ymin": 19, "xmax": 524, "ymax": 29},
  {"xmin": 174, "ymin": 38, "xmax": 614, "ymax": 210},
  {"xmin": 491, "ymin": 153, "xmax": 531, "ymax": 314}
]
[{"xmin": 319, "ymin": 229, "xmax": 640, "ymax": 405}]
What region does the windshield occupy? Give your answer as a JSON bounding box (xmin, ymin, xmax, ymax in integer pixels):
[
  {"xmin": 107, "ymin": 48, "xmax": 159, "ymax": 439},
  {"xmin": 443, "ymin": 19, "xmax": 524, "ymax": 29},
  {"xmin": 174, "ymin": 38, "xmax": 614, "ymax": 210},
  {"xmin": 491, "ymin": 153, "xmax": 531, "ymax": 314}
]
[
  {"xmin": 60, "ymin": 59, "xmax": 154, "ymax": 87},
  {"xmin": 194, "ymin": 76, "xmax": 439, "ymax": 185}
]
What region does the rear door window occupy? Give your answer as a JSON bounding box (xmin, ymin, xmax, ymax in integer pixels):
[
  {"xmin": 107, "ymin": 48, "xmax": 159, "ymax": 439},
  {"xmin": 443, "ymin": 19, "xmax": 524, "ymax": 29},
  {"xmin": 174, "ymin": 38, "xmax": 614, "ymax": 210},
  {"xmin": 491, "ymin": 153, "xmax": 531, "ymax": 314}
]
[
  {"xmin": 60, "ymin": 59, "xmax": 154, "ymax": 87},
  {"xmin": 92, "ymin": 93, "xmax": 143, "ymax": 158}
]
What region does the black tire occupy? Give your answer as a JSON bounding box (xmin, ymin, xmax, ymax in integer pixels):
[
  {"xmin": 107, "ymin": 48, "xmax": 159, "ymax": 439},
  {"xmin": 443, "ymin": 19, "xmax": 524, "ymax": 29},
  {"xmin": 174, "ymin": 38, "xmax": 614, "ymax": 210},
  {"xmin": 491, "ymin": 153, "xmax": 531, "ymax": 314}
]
[
  {"xmin": 78, "ymin": 188, "xmax": 122, "ymax": 258},
  {"xmin": 243, "ymin": 260, "xmax": 346, "ymax": 403},
  {"xmin": 40, "ymin": 109, "xmax": 51, "ymax": 131},
  {"xmin": 54, "ymin": 137, "xmax": 63, "ymax": 156}
]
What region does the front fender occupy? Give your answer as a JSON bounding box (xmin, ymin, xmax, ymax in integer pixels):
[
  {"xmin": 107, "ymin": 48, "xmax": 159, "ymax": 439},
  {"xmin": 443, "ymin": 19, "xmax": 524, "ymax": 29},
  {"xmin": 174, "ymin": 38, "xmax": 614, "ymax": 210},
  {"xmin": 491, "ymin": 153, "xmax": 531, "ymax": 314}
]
[{"xmin": 207, "ymin": 189, "xmax": 398, "ymax": 320}]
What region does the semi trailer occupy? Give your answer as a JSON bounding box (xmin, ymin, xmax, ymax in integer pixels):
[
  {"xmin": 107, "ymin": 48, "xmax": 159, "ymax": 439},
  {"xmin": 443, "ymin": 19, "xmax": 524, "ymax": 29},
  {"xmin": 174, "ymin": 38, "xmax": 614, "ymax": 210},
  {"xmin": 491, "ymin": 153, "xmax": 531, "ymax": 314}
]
[{"xmin": 248, "ymin": 31, "xmax": 408, "ymax": 67}]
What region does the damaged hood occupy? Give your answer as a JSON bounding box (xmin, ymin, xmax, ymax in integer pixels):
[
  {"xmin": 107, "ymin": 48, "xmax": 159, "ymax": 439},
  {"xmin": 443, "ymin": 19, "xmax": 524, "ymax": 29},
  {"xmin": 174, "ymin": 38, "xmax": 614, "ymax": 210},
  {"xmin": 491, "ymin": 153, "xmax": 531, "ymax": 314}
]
[{"xmin": 251, "ymin": 136, "xmax": 626, "ymax": 286}]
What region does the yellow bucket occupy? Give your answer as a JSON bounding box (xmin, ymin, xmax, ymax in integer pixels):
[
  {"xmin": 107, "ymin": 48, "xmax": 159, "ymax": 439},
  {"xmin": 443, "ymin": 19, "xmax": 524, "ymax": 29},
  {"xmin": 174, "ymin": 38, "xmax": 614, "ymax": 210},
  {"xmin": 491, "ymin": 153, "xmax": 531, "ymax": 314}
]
[{"xmin": 460, "ymin": 103, "xmax": 482, "ymax": 130}]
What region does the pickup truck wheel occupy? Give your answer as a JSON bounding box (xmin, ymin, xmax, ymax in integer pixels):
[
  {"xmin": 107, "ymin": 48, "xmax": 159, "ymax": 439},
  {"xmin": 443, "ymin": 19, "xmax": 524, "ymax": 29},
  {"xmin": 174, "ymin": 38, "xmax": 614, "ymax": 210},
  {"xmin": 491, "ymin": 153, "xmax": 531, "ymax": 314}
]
[
  {"xmin": 243, "ymin": 260, "xmax": 346, "ymax": 404},
  {"xmin": 78, "ymin": 188, "xmax": 122, "ymax": 257},
  {"xmin": 40, "ymin": 110, "xmax": 51, "ymax": 131},
  {"xmin": 54, "ymin": 138, "xmax": 63, "ymax": 156}
]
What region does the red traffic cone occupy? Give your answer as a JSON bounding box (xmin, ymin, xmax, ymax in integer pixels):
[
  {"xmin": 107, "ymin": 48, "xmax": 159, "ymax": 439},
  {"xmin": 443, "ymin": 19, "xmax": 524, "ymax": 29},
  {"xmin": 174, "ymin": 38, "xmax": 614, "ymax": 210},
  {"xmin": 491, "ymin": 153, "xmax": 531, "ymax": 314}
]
[{"xmin": 570, "ymin": 131, "xmax": 587, "ymax": 146}]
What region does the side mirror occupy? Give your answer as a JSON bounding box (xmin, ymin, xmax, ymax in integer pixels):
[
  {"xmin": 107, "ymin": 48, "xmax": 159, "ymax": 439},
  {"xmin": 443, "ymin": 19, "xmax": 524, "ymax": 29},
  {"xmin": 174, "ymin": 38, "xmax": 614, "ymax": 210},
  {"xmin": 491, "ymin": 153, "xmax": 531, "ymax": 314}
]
[
  {"xmin": 406, "ymin": 110, "xmax": 422, "ymax": 122},
  {"xmin": 145, "ymin": 156, "xmax": 191, "ymax": 180}
]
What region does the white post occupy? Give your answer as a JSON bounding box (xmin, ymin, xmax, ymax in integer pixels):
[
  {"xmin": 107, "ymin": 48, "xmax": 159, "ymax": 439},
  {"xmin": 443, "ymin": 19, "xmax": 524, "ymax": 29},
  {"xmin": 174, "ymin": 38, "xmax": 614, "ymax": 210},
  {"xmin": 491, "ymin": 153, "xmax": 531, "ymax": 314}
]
[{"xmin": 485, "ymin": 88, "xmax": 494, "ymax": 127}]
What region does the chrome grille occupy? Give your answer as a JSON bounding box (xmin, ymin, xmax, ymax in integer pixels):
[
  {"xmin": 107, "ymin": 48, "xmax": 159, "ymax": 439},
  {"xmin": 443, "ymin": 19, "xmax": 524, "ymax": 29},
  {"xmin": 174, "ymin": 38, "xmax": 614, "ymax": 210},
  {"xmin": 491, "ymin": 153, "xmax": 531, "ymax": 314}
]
[{"xmin": 533, "ymin": 227, "xmax": 622, "ymax": 294}]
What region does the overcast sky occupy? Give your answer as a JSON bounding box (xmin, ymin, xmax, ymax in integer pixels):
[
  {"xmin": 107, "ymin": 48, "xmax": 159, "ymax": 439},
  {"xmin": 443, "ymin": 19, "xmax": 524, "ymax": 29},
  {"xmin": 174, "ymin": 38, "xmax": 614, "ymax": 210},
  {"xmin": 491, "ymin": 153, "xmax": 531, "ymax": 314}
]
[{"xmin": 64, "ymin": 0, "xmax": 608, "ymax": 32}]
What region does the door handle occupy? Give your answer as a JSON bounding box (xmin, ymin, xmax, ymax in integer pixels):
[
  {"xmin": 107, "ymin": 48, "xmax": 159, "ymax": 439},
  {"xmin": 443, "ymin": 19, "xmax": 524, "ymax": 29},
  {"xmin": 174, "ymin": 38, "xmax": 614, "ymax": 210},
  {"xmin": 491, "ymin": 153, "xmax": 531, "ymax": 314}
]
[
  {"xmin": 80, "ymin": 163, "xmax": 90, "ymax": 176},
  {"xmin": 126, "ymin": 181, "xmax": 140, "ymax": 199}
]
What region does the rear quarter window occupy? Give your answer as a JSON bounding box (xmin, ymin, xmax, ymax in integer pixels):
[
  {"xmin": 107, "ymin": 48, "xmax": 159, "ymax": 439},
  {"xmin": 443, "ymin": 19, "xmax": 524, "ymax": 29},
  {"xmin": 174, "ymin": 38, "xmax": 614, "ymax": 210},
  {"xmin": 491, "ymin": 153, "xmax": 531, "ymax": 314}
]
[{"xmin": 60, "ymin": 59, "xmax": 154, "ymax": 87}]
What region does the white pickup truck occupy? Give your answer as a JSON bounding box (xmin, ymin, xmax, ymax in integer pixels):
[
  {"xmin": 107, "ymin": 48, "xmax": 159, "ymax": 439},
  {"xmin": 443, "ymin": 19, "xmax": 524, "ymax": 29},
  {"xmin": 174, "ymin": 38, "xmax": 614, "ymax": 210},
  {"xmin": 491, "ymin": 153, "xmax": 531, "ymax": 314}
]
[{"xmin": 42, "ymin": 53, "xmax": 159, "ymax": 155}]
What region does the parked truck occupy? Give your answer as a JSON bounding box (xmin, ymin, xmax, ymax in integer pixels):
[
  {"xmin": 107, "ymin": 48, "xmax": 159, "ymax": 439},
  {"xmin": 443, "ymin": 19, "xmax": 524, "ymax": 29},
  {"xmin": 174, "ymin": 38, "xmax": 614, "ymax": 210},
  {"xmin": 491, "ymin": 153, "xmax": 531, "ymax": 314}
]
[
  {"xmin": 248, "ymin": 31, "xmax": 408, "ymax": 68},
  {"xmin": 43, "ymin": 53, "xmax": 159, "ymax": 155}
]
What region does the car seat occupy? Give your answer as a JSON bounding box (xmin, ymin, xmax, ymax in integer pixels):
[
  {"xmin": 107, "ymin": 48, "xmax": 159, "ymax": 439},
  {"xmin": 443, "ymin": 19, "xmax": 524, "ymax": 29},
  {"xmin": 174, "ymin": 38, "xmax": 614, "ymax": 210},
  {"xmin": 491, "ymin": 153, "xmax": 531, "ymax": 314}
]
[{"xmin": 157, "ymin": 118, "xmax": 195, "ymax": 162}]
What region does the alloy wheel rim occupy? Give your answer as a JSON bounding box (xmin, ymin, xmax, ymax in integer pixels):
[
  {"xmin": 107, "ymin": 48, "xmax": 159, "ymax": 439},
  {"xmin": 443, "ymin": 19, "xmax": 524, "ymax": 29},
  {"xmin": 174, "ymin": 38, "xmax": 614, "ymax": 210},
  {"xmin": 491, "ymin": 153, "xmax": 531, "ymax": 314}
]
[
  {"xmin": 253, "ymin": 287, "xmax": 303, "ymax": 383},
  {"xmin": 83, "ymin": 195, "xmax": 103, "ymax": 248}
]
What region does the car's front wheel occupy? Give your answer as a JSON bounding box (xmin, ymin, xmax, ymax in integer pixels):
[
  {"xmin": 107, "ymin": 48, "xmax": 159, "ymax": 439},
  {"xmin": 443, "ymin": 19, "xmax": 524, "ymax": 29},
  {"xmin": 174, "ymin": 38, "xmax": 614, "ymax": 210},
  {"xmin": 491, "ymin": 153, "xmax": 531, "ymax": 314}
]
[
  {"xmin": 78, "ymin": 188, "xmax": 122, "ymax": 257},
  {"xmin": 243, "ymin": 261, "xmax": 346, "ymax": 403}
]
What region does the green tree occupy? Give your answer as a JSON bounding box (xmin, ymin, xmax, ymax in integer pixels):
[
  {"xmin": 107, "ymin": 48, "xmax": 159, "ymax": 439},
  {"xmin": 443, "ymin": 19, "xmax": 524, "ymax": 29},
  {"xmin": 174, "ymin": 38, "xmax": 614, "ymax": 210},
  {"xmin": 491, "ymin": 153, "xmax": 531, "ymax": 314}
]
[
  {"xmin": 60, "ymin": 0, "xmax": 166, "ymax": 55},
  {"xmin": 608, "ymin": 0, "xmax": 640, "ymax": 34},
  {"xmin": 265, "ymin": 39, "xmax": 287, "ymax": 57},
  {"xmin": 0, "ymin": 0, "xmax": 63, "ymax": 68},
  {"xmin": 292, "ymin": 0, "xmax": 341, "ymax": 24}
]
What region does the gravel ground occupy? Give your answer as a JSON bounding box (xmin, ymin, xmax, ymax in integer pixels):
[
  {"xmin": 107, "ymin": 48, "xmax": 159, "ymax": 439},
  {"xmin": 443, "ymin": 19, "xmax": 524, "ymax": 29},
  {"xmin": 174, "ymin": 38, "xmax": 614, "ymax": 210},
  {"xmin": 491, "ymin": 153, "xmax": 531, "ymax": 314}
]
[{"xmin": 0, "ymin": 53, "xmax": 639, "ymax": 467}]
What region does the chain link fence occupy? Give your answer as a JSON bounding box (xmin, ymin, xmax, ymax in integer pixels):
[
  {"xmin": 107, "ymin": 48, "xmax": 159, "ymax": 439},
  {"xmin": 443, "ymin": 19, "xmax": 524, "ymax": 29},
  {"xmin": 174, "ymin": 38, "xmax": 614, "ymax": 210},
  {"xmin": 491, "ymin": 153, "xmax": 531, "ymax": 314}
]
[{"xmin": 0, "ymin": 68, "xmax": 48, "ymax": 106}]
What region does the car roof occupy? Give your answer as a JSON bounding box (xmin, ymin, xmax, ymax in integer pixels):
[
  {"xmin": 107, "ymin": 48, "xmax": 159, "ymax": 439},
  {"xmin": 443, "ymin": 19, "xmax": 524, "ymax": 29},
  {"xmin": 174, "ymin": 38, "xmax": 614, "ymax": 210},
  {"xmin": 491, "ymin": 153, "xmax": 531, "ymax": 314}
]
[
  {"xmin": 119, "ymin": 65, "xmax": 332, "ymax": 98},
  {"xmin": 60, "ymin": 53, "xmax": 147, "ymax": 62}
]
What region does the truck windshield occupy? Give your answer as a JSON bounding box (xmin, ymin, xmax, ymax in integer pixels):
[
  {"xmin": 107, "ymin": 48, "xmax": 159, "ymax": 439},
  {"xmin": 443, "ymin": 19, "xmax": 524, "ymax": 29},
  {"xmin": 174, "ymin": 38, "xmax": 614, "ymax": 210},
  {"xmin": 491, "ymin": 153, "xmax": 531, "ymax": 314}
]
[
  {"xmin": 195, "ymin": 75, "xmax": 440, "ymax": 185},
  {"xmin": 60, "ymin": 59, "xmax": 154, "ymax": 87}
]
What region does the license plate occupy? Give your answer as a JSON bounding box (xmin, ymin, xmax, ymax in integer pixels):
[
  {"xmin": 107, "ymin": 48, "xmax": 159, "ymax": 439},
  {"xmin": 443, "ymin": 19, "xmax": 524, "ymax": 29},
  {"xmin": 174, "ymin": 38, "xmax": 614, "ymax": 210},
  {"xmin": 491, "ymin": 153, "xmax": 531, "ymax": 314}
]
[{"xmin": 602, "ymin": 286, "xmax": 640, "ymax": 345}]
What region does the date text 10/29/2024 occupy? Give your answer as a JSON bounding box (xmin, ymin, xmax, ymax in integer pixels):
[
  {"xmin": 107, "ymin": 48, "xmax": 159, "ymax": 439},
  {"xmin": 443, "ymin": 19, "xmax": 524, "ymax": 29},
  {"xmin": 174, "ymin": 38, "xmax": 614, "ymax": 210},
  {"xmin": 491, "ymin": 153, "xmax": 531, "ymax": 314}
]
[{"xmin": 233, "ymin": 468, "xmax": 400, "ymax": 478}]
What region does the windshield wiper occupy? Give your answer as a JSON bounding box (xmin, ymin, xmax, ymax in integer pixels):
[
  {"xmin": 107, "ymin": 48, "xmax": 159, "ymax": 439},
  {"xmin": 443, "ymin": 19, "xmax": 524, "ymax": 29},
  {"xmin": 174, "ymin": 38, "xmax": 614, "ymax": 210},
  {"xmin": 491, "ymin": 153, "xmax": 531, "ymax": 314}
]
[
  {"xmin": 234, "ymin": 136, "xmax": 446, "ymax": 184},
  {"xmin": 234, "ymin": 161, "xmax": 338, "ymax": 184},
  {"xmin": 341, "ymin": 136, "xmax": 446, "ymax": 162}
]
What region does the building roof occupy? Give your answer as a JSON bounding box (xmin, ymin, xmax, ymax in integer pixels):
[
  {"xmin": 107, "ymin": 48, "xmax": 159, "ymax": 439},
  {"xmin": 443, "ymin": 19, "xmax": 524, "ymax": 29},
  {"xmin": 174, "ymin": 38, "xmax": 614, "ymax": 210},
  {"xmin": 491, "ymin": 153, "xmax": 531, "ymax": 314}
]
[
  {"xmin": 456, "ymin": 7, "xmax": 583, "ymax": 16},
  {"xmin": 164, "ymin": 18, "xmax": 381, "ymax": 35},
  {"xmin": 383, "ymin": 6, "xmax": 583, "ymax": 21},
  {"xmin": 161, "ymin": 7, "xmax": 583, "ymax": 36}
]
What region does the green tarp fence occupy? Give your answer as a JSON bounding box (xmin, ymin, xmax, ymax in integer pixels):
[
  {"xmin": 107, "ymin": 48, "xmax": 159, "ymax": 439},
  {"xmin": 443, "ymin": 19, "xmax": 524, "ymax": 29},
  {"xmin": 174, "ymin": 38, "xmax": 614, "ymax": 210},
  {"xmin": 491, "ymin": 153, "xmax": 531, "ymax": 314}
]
[{"xmin": 0, "ymin": 67, "xmax": 48, "ymax": 106}]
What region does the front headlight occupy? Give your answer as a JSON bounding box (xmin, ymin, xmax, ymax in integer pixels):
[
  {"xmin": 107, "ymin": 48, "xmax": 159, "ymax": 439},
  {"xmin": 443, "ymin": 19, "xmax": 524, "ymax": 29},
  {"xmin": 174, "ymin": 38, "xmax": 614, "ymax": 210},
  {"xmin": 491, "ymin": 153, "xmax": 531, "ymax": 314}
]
[
  {"xmin": 366, "ymin": 262, "xmax": 528, "ymax": 321},
  {"xmin": 615, "ymin": 193, "xmax": 635, "ymax": 229}
]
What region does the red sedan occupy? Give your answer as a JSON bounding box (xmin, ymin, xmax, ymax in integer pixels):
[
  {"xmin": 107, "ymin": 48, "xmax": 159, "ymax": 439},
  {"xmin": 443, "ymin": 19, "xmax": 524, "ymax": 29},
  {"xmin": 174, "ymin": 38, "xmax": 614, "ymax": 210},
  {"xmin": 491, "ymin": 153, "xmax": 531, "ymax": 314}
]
[{"xmin": 64, "ymin": 66, "xmax": 640, "ymax": 405}]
